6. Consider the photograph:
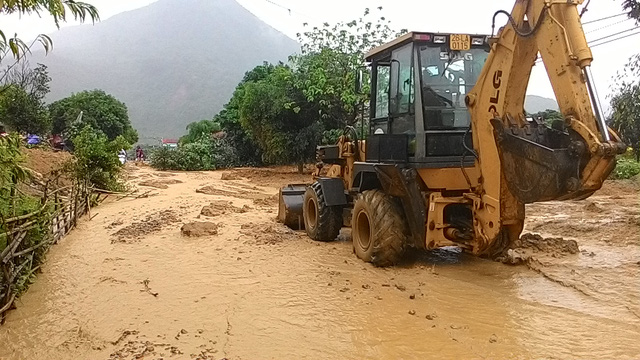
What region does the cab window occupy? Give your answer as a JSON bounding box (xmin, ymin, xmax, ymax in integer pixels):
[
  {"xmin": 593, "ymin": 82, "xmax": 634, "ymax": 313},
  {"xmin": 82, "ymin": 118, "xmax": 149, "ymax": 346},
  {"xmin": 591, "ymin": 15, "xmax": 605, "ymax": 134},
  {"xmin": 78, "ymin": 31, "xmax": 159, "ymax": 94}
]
[
  {"xmin": 390, "ymin": 43, "xmax": 413, "ymax": 115},
  {"xmin": 375, "ymin": 65, "xmax": 390, "ymax": 119}
]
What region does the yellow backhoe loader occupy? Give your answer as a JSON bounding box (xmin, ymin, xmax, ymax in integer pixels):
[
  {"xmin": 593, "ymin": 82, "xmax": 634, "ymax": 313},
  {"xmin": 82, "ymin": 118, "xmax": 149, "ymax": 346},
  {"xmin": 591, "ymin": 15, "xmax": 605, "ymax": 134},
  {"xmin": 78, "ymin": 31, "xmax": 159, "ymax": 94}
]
[{"xmin": 278, "ymin": 0, "xmax": 626, "ymax": 266}]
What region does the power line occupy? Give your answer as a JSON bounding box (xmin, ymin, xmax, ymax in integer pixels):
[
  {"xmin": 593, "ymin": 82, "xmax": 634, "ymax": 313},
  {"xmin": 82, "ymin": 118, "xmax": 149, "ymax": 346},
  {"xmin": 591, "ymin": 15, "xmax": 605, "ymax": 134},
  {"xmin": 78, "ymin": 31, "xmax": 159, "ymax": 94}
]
[
  {"xmin": 263, "ymin": 0, "xmax": 291, "ymax": 15},
  {"xmin": 585, "ymin": 18, "xmax": 633, "ymax": 34},
  {"xmin": 259, "ymin": 0, "xmax": 321, "ymax": 22},
  {"xmin": 589, "ymin": 26, "xmax": 640, "ymax": 43},
  {"xmin": 591, "ymin": 30, "xmax": 640, "ymax": 48},
  {"xmin": 582, "ymin": 12, "xmax": 627, "ymax": 25},
  {"xmin": 533, "ymin": 28, "xmax": 639, "ymax": 64}
]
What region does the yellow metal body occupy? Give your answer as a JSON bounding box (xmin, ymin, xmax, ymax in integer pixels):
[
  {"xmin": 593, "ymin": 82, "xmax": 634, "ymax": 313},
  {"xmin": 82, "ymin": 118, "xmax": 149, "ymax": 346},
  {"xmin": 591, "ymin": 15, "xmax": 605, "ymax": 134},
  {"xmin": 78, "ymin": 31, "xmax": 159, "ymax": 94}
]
[
  {"xmin": 465, "ymin": 0, "xmax": 622, "ymax": 253},
  {"xmin": 319, "ymin": 0, "xmax": 623, "ymax": 255}
]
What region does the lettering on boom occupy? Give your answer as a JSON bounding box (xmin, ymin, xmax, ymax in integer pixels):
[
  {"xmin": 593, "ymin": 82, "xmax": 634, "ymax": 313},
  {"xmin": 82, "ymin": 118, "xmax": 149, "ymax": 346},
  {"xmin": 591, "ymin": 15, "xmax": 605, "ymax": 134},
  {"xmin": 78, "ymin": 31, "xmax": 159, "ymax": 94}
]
[{"xmin": 488, "ymin": 70, "xmax": 503, "ymax": 114}]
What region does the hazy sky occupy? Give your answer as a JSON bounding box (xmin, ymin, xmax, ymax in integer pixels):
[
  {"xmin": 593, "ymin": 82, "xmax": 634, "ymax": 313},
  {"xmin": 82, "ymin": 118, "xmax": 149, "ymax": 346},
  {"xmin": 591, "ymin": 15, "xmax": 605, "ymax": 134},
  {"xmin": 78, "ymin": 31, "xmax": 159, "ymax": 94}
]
[{"xmin": 0, "ymin": 0, "xmax": 637, "ymax": 109}]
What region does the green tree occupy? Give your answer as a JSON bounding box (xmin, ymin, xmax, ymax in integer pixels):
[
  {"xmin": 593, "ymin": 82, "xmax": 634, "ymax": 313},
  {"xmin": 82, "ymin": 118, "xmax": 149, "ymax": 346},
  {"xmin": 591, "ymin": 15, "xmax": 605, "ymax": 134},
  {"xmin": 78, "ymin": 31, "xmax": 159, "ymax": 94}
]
[
  {"xmin": 72, "ymin": 126, "xmax": 128, "ymax": 191},
  {"xmin": 214, "ymin": 63, "xmax": 278, "ymax": 165},
  {"xmin": 291, "ymin": 7, "xmax": 406, "ymax": 128},
  {"xmin": 623, "ymin": 0, "xmax": 640, "ymax": 22},
  {"xmin": 238, "ymin": 64, "xmax": 320, "ymax": 172},
  {"xmin": 0, "ymin": 0, "xmax": 99, "ymax": 61},
  {"xmin": 180, "ymin": 119, "xmax": 221, "ymax": 144},
  {"xmin": 530, "ymin": 109, "xmax": 563, "ymax": 126},
  {"xmin": 0, "ymin": 62, "xmax": 52, "ymax": 134},
  {"xmin": 610, "ymin": 54, "xmax": 640, "ymax": 161},
  {"xmin": 49, "ymin": 89, "xmax": 138, "ymax": 144},
  {"xmin": 211, "ymin": 8, "xmax": 405, "ymax": 170}
]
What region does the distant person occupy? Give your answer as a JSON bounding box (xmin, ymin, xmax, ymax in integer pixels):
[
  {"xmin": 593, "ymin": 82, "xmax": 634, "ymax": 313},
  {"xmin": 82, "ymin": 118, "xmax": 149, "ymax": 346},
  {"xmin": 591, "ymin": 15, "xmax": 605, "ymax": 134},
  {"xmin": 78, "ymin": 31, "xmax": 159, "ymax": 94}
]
[
  {"xmin": 0, "ymin": 125, "xmax": 7, "ymax": 137},
  {"xmin": 136, "ymin": 146, "xmax": 145, "ymax": 162},
  {"xmin": 51, "ymin": 134, "xmax": 65, "ymax": 150},
  {"xmin": 118, "ymin": 149, "xmax": 127, "ymax": 165}
]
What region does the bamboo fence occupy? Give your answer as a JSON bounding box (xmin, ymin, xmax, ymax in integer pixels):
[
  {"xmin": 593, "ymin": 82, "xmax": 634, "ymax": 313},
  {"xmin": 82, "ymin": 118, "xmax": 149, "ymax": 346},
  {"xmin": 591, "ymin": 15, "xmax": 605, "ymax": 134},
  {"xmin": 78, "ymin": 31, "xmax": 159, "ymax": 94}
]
[{"xmin": 0, "ymin": 179, "xmax": 99, "ymax": 323}]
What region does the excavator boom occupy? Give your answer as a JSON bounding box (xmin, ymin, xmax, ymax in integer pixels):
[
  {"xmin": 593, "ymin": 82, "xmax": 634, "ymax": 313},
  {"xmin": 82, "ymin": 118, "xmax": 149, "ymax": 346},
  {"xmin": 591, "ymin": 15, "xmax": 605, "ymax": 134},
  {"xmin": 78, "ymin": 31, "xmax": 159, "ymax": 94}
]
[{"xmin": 466, "ymin": 0, "xmax": 626, "ymax": 252}]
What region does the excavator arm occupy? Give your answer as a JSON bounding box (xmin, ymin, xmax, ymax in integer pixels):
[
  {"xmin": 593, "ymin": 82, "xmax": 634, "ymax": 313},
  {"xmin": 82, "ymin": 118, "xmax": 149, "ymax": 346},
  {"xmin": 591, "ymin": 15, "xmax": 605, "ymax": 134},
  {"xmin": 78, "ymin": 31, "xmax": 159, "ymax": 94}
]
[{"xmin": 466, "ymin": 0, "xmax": 626, "ymax": 255}]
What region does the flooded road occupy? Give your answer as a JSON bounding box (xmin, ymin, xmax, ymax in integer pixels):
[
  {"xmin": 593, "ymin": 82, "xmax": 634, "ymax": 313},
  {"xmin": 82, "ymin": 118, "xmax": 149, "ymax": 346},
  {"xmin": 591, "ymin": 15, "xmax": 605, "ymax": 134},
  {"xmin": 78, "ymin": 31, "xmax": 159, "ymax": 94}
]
[{"xmin": 1, "ymin": 166, "xmax": 639, "ymax": 359}]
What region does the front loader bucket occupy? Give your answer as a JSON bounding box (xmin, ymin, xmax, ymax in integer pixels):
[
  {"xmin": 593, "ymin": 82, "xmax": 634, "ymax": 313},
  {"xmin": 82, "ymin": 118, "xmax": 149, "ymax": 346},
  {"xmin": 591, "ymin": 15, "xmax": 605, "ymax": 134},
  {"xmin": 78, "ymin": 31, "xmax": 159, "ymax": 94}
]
[
  {"xmin": 278, "ymin": 184, "xmax": 307, "ymax": 230},
  {"xmin": 491, "ymin": 119, "xmax": 580, "ymax": 204}
]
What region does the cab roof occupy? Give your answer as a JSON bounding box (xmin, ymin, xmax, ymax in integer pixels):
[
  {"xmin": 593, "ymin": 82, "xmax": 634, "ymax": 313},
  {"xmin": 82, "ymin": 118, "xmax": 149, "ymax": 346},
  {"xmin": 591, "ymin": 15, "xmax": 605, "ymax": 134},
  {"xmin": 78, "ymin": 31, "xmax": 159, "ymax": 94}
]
[{"xmin": 365, "ymin": 31, "xmax": 490, "ymax": 62}]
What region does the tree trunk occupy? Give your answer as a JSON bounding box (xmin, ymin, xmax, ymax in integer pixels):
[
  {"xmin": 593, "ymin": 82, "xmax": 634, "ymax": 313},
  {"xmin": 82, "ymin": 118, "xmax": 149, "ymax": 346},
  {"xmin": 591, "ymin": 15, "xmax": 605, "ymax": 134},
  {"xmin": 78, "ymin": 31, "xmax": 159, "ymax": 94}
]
[{"xmin": 297, "ymin": 162, "xmax": 304, "ymax": 174}]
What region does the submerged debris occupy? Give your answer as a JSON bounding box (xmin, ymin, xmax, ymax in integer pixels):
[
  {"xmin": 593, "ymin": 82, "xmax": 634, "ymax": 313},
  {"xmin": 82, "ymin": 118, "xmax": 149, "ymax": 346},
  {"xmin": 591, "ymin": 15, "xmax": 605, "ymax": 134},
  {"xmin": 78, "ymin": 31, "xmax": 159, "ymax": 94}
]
[
  {"xmin": 499, "ymin": 233, "xmax": 579, "ymax": 264},
  {"xmin": 140, "ymin": 279, "xmax": 159, "ymax": 297},
  {"xmin": 181, "ymin": 222, "xmax": 220, "ymax": 237},
  {"xmin": 220, "ymin": 172, "xmax": 241, "ymax": 181},
  {"xmin": 138, "ymin": 179, "xmax": 182, "ymax": 189},
  {"xmin": 200, "ymin": 200, "xmax": 250, "ymax": 217},
  {"xmin": 112, "ymin": 210, "xmax": 179, "ymax": 242},
  {"xmin": 239, "ymin": 222, "xmax": 299, "ymax": 245}
]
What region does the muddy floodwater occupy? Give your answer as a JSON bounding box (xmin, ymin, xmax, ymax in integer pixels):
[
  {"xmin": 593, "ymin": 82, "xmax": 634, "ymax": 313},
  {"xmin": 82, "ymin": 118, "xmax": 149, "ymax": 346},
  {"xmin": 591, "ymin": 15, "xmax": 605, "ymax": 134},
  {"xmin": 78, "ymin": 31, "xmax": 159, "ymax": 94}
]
[{"xmin": 1, "ymin": 166, "xmax": 639, "ymax": 359}]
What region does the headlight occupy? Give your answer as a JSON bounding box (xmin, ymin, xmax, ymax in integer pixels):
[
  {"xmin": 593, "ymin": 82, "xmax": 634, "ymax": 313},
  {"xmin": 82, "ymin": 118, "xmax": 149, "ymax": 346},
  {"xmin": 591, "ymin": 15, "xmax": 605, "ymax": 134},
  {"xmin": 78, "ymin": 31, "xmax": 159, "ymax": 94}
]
[{"xmin": 471, "ymin": 37, "xmax": 484, "ymax": 45}]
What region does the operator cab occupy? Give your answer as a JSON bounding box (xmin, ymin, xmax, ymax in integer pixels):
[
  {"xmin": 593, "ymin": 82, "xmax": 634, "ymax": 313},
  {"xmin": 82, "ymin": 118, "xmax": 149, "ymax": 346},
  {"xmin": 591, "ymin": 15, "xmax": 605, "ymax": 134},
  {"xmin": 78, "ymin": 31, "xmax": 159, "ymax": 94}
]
[{"xmin": 365, "ymin": 32, "xmax": 490, "ymax": 167}]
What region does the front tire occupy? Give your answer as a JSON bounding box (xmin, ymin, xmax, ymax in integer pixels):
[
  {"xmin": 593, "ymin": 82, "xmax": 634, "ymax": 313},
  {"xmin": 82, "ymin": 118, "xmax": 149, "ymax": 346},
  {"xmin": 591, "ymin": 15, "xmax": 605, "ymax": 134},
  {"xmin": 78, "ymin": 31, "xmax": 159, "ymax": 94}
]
[
  {"xmin": 351, "ymin": 190, "xmax": 408, "ymax": 267},
  {"xmin": 303, "ymin": 182, "xmax": 342, "ymax": 242}
]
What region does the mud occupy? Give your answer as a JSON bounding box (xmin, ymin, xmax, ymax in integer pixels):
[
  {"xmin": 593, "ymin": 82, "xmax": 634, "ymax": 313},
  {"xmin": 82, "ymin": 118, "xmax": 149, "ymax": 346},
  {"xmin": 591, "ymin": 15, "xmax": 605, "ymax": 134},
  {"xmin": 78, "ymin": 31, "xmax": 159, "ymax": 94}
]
[
  {"xmin": 1, "ymin": 164, "xmax": 639, "ymax": 360},
  {"xmin": 500, "ymin": 233, "xmax": 580, "ymax": 264},
  {"xmin": 252, "ymin": 194, "xmax": 278, "ymax": 207},
  {"xmin": 200, "ymin": 201, "xmax": 249, "ymax": 218},
  {"xmin": 195, "ymin": 185, "xmax": 261, "ymax": 199},
  {"xmin": 225, "ymin": 166, "xmax": 313, "ymax": 188},
  {"xmin": 138, "ymin": 179, "xmax": 183, "ymax": 189},
  {"xmin": 111, "ymin": 210, "xmax": 180, "ymax": 242},
  {"xmin": 23, "ymin": 147, "xmax": 73, "ymax": 178},
  {"xmin": 181, "ymin": 222, "xmax": 220, "ymax": 237},
  {"xmin": 220, "ymin": 172, "xmax": 241, "ymax": 181},
  {"xmin": 239, "ymin": 222, "xmax": 300, "ymax": 245}
]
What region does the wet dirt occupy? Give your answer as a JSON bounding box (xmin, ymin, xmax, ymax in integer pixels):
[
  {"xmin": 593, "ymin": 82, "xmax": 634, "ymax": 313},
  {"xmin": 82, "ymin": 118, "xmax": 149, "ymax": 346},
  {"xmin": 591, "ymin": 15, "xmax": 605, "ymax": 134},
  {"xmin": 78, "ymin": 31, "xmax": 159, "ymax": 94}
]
[
  {"xmin": 200, "ymin": 201, "xmax": 249, "ymax": 218},
  {"xmin": 499, "ymin": 233, "xmax": 580, "ymax": 265},
  {"xmin": 110, "ymin": 210, "xmax": 180, "ymax": 243},
  {"xmin": 195, "ymin": 185, "xmax": 261, "ymax": 199},
  {"xmin": 23, "ymin": 148, "xmax": 73, "ymax": 178},
  {"xmin": 1, "ymin": 164, "xmax": 639, "ymax": 360},
  {"xmin": 220, "ymin": 172, "xmax": 241, "ymax": 181},
  {"xmin": 181, "ymin": 222, "xmax": 220, "ymax": 237},
  {"xmin": 138, "ymin": 179, "xmax": 183, "ymax": 189}
]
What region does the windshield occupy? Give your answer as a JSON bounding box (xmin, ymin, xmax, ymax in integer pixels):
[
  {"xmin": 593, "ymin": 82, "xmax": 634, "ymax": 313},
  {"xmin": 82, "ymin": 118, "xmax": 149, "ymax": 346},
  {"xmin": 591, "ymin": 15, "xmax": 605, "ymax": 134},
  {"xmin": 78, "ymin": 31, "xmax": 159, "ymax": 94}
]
[{"xmin": 419, "ymin": 46, "xmax": 489, "ymax": 130}]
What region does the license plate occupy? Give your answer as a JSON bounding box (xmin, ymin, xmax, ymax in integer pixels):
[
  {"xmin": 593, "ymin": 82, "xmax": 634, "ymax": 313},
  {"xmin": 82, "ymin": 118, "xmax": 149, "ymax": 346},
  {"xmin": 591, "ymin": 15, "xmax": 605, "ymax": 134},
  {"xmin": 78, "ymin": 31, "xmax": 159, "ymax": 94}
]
[{"xmin": 450, "ymin": 34, "xmax": 471, "ymax": 51}]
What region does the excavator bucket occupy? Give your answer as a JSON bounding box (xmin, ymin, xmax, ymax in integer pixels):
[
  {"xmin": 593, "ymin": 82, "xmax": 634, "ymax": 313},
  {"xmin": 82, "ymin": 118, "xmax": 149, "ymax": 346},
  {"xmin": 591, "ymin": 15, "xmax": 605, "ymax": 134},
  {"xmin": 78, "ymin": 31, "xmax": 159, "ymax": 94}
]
[
  {"xmin": 278, "ymin": 184, "xmax": 307, "ymax": 230},
  {"xmin": 491, "ymin": 119, "xmax": 581, "ymax": 204}
]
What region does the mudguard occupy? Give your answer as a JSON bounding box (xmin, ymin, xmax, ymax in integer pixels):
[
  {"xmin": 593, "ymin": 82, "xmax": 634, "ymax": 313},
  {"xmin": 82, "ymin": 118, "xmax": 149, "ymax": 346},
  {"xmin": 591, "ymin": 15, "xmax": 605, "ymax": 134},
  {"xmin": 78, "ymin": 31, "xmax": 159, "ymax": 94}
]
[
  {"xmin": 317, "ymin": 177, "xmax": 347, "ymax": 206},
  {"xmin": 373, "ymin": 164, "xmax": 427, "ymax": 249}
]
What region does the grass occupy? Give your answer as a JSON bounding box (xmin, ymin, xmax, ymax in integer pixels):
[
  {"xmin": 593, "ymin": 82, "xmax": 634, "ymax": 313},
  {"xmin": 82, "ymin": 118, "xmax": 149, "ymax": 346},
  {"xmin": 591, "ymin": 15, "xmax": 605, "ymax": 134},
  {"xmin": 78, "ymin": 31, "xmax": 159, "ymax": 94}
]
[{"xmin": 612, "ymin": 157, "xmax": 640, "ymax": 180}]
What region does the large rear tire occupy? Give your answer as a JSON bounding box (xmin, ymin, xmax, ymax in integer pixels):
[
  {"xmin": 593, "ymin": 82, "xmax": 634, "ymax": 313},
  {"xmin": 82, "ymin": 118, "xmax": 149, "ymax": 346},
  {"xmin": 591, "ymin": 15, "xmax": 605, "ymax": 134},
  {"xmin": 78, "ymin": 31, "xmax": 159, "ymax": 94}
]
[
  {"xmin": 303, "ymin": 182, "xmax": 342, "ymax": 242},
  {"xmin": 351, "ymin": 190, "xmax": 407, "ymax": 267}
]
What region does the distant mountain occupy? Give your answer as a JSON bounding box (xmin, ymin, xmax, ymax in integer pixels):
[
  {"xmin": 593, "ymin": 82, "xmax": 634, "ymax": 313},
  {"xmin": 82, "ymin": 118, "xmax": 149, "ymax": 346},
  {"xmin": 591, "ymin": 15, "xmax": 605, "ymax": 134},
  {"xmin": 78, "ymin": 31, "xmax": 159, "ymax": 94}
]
[
  {"xmin": 525, "ymin": 95, "xmax": 559, "ymax": 113},
  {"xmin": 32, "ymin": 0, "xmax": 299, "ymax": 143}
]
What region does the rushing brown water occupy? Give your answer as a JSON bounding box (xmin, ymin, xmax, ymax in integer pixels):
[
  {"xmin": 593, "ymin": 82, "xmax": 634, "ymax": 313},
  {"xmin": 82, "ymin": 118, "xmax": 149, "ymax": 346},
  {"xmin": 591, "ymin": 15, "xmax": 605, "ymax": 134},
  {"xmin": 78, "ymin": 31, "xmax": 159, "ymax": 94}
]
[{"xmin": 1, "ymin": 166, "xmax": 639, "ymax": 360}]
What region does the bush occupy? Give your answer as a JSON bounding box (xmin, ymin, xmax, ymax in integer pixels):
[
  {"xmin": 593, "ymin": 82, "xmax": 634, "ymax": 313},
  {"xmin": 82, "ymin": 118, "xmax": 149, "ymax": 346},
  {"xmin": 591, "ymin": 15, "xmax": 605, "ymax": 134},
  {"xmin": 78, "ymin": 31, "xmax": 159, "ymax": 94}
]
[
  {"xmin": 72, "ymin": 126, "xmax": 129, "ymax": 191},
  {"xmin": 322, "ymin": 129, "xmax": 342, "ymax": 145},
  {"xmin": 611, "ymin": 158, "xmax": 640, "ymax": 179},
  {"xmin": 0, "ymin": 135, "xmax": 52, "ymax": 278},
  {"xmin": 150, "ymin": 146, "xmax": 179, "ymax": 171},
  {"xmin": 150, "ymin": 138, "xmax": 237, "ymax": 171}
]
